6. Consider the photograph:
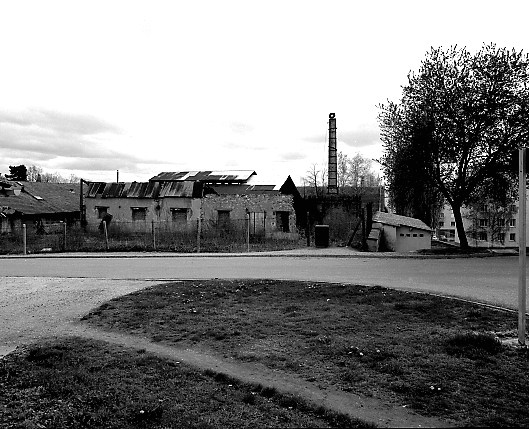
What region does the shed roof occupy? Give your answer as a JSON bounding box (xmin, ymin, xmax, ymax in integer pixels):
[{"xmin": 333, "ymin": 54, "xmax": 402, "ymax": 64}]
[
  {"xmin": 150, "ymin": 170, "xmax": 257, "ymax": 183},
  {"xmin": 0, "ymin": 182, "xmax": 80, "ymax": 216},
  {"xmin": 373, "ymin": 211, "xmax": 431, "ymax": 231}
]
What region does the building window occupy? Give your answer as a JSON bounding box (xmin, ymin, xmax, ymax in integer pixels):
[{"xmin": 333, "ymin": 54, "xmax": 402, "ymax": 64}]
[
  {"xmin": 450, "ymin": 221, "xmax": 456, "ymax": 227},
  {"xmin": 438, "ymin": 221, "xmax": 444, "ymax": 227},
  {"xmin": 510, "ymin": 218, "xmax": 517, "ymax": 227},
  {"xmin": 217, "ymin": 210, "xmax": 231, "ymax": 229},
  {"xmin": 419, "ymin": 234, "xmax": 424, "ymax": 237},
  {"xmin": 131, "ymin": 207, "xmax": 147, "ymax": 221},
  {"xmin": 478, "ymin": 232, "xmax": 488, "ymax": 241},
  {"xmin": 439, "ymin": 213, "xmax": 445, "ymax": 219},
  {"xmin": 96, "ymin": 206, "xmax": 108, "ymax": 219},
  {"xmin": 497, "ymin": 218, "xmax": 505, "ymax": 227},
  {"xmin": 171, "ymin": 208, "xmax": 188, "ymax": 225},
  {"xmin": 479, "ymin": 219, "xmax": 488, "ymax": 227},
  {"xmin": 275, "ymin": 211, "xmax": 290, "ymax": 232},
  {"xmin": 510, "ymin": 233, "xmax": 516, "ymax": 241},
  {"xmin": 413, "ymin": 233, "xmax": 417, "ymax": 237}
]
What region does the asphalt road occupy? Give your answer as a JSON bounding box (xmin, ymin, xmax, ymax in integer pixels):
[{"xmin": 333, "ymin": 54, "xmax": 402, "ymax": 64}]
[{"xmin": 1, "ymin": 254, "xmax": 525, "ymax": 310}]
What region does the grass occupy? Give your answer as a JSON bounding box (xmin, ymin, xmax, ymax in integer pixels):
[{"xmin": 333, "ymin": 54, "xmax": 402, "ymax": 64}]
[
  {"xmin": 0, "ymin": 337, "xmax": 370, "ymax": 428},
  {"xmin": 82, "ymin": 279, "xmax": 529, "ymax": 427},
  {"xmin": 0, "ymin": 225, "xmax": 306, "ymax": 254}
]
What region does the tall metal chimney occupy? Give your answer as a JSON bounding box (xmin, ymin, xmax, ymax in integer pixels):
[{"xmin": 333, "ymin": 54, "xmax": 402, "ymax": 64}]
[{"xmin": 327, "ymin": 113, "xmax": 338, "ymax": 194}]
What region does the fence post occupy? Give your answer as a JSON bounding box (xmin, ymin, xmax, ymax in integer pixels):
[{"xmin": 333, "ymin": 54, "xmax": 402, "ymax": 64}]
[
  {"xmin": 196, "ymin": 217, "xmax": 201, "ymax": 253},
  {"xmin": 306, "ymin": 211, "xmax": 310, "ymax": 247},
  {"xmin": 63, "ymin": 221, "xmax": 67, "ymax": 251},
  {"xmin": 247, "ymin": 212, "xmax": 250, "ymax": 252},
  {"xmin": 23, "ymin": 224, "xmax": 27, "ymax": 255},
  {"xmin": 152, "ymin": 220, "xmax": 156, "ymax": 250},
  {"xmin": 103, "ymin": 220, "xmax": 109, "ymax": 251}
]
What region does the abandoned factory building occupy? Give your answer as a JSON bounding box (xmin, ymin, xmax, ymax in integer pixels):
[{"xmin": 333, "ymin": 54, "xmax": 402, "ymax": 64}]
[{"xmin": 83, "ymin": 170, "xmax": 301, "ymax": 239}]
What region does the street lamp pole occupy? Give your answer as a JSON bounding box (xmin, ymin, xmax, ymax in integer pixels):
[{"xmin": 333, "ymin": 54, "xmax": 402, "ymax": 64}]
[{"xmin": 518, "ymin": 147, "xmax": 526, "ymax": 346}]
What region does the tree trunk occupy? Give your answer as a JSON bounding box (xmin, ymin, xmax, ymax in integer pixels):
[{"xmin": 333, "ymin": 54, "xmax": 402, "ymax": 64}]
[{"xmin": 452, "ymin": 203, "xmax": 469, "ymax": 249}]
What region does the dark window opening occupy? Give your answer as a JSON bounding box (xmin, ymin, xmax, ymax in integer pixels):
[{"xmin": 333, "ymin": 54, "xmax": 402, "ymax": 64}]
[
  {"xmin": 131, "ymin": 207, "xmax": 147, "ymax": 221},
  {"xmin": 96, "ymin": 206, "xmax": 108, "ymax": 219},
  {"xmin": 276, "ymin": 211, "xmax": 290, "ymax": 232},
  {"xmin": 217, "ymin": 210, "xmax": 231, "ymax": 229},
  {"xmin": 171, "ymin": 208, "xmax": 188, "ymax": 225}
]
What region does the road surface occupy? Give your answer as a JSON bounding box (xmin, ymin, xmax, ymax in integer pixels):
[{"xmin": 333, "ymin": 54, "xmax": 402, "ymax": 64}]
[{"xmin": 1, "ymin": 254, "xmax": 524, "ymax": 309}]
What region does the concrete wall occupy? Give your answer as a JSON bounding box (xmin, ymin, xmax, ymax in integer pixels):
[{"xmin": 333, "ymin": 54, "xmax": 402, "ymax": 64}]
[
  {"xmin": 85, "ymin": 197, "xmax": 201, "ymax": 231},
  {"xmin": 382, "ymin": 224, "xmax": 397, "ymax": 251},
  {"xmin": 394, "ymin": 225, "xmax": 431, "ymax": 252},
  {"xmin": 85, "ymin": 193, "xmax": 298, "ymax": 239}
]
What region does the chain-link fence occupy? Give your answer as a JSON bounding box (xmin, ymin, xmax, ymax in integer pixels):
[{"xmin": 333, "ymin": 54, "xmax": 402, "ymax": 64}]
[{"xmin": 1, "ymin": 218, "xmax": 307, "ymax": 255}]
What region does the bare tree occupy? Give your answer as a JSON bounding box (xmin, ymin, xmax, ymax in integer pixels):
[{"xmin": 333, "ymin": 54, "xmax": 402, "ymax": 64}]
[
  {"xmin": 336, "ymin": 151, "xmax": 381, "ymax": 190},
  {"xmin": 26, "ymin": 164, "xmax": 80, "ymax": 183},
  {"xmin": 303, "ymin": 163, "xmax": 326, "ymax": 197}
]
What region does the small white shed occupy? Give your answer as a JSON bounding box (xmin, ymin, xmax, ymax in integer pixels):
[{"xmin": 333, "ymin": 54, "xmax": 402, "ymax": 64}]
[{"xmin": 368, "ymin": 212, "xmax": 432, "ymax": 252}]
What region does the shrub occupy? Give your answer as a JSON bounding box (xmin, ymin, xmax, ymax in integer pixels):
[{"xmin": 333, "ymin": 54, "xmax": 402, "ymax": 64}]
[{"xmin": 445, "ymin": 331, "xmax": 503, "ymax": 359}]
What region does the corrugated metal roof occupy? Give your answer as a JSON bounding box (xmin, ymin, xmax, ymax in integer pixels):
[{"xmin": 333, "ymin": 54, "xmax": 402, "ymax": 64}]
[
  {"xmin": 85, "ymin": 181, "xmax": 199, "ymax": 198},
  {"xmin": 159, "ymin": 181, "xmax": 200, "ymax": 198},
  {"xmin": 150, "ymin": 170, "xmax": 257, "ymax": 183},
  {"xmin": 373, "ymin": 211, "xmax": 432, "ymax": 231}
]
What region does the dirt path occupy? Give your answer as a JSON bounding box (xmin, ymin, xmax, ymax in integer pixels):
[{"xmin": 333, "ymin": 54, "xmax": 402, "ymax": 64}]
[{"xmin": 1, "ymin": 277, "xmax": 453, "ymax": 428}]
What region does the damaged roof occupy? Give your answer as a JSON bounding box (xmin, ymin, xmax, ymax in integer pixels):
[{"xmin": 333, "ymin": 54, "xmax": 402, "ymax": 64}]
[
  {"xmin": 85, "ymin": 181, "xmax": 202, "ymax": 198},
  {"xmin": 208, "ymin": 184, "xmax": 280, "ymax": 196},
  {"xmin": 0, "ymin": 182, "xmax": 80, "ymax": 216},
  {"xmin": 207, "ymin": 176, "xmax": 300, "ymax": 197},
  {"xmin": 150, "ymin": 170, "xmax": 257, "ymax": 183}
]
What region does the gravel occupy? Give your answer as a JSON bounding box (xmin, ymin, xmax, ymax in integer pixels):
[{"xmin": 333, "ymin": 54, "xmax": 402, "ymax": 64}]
[{"xmin": 0, "ymin": 277, "xmax": 154, "ymax": 357}]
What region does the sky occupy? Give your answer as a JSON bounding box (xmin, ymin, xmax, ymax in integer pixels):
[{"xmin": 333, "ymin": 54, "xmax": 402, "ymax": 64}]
[{"xmin": 0, "ymin": 0, "xmax": 528, "ymax": 185}]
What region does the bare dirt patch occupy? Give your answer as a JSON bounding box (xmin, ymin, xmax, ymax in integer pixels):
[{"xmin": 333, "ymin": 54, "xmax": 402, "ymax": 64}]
[{"xmin": 0, "ymin": 277, "xmax": 155, "ymax": 355}]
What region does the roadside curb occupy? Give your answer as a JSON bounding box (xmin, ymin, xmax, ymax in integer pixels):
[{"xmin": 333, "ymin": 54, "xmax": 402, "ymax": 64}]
[{"xmin": 0, "ymin": 250, "xmax": 518, "ymax": 260}]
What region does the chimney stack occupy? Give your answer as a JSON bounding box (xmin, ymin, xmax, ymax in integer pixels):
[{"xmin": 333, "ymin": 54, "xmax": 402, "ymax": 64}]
[{"xmin": 327, "ymin": 113, "xmax": 338, "ymax": 194}]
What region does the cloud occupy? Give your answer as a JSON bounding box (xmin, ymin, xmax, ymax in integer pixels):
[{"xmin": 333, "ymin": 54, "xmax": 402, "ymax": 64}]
[
  {"xmin": 0, "ymin": 108, "xmax": 121, "ymax": 135},
  {"xmin": 303, "ymin": 126, "xmax": 381, "ymax": 149},
  {"xmin": 0, "ymin": 108, "xmax": 148, "ymax": 175},
  {"xmin": 229, "ymin": 121, "xmax": 254, "ymax": 134},
  {"xmin": 280, "ymin": 152, "xmax": 306, "ymax": 161},
  {"xmin": 340, "ymin": 128, "xmax": 381, "ymax": 148},
  {"xmin": 221, "ymin": 141, "xmax": 266, "ymax": 151},
  {"xmin": 303, "ymin": 134, "xmax": 327, "ymax": 144}
]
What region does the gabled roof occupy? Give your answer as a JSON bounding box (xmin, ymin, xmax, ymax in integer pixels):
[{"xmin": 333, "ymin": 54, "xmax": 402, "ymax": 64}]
[
  {"xmin": 85, "ymin": 181, "xmax": 202, "ymax": 198},
  {"xmin": 373, "ymin": 211, "xmax": 431, "ymax": 231},
  {"xmin": 0, "ymin": 182, "xmax": 80, "ymax": 216},
  {"xmin": 150, "ymin": 170, "xmax": 257, "ymax": 183}
]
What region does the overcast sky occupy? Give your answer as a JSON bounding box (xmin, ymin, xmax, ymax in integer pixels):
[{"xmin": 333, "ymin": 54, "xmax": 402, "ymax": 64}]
[{"xmin": 0, "ymin": 1, "xmax": 527, "ymax": 184}]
